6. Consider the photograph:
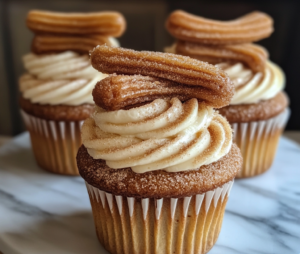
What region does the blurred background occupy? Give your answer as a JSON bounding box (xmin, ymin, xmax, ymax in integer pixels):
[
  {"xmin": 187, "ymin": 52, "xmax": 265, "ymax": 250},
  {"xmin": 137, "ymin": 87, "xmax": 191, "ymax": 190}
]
[{"xmin": 1, "ymin": 0, "xmax": 300, "ymax": 136}]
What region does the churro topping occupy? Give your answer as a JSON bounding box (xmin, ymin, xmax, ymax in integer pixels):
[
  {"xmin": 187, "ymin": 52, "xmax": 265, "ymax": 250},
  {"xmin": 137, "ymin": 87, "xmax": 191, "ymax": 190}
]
[
  {"xmin": 19, "ymin": 51, "xmax": 106, "ymax": 105},
  {"xmin": 90, "ymin": 45, "xmax": 234, "ymax": 109},
  {"xmin": 82, "ymin": 98, "xmax": 232, "ymax": 173},
  {"xmin": 27, "ymin": 10, "xmax": 126, "ymax": 37},
  {"xmin": 217, "ymin": 60, "xmax": 285, "ymax": 104},
  {"xmin": 166, "ymin": 10, "xmax": 273, "ymax": 45},
  {"xmin": 31, "ymin": 35, "xmax": 119, "ymax": 55}
]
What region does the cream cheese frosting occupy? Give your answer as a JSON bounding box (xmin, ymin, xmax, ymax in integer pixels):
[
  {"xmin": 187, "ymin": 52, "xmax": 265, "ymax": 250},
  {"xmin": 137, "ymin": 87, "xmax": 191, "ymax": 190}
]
[
  {"xmin": 82, "ymin": 98, "xmax": 232, "ymax": 173},
  {"xmin": 215, "ymin": 60, "xmax": 284, "ymax": 105},
  {"xmin": 19, "ymin": 51, "xmax": 107, "ymax": 105}
]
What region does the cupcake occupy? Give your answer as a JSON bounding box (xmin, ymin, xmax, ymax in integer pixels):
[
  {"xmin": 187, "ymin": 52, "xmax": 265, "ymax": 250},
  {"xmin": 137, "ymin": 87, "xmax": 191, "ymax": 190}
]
[
  {"xmin": 165, "ymin": 10, "xmax": 289, "ymax": 178},
  {"xmin": 77, "ymin": 45, "xmax": 242, "ymax": 253},
  {"xmin": 20, "ymin": 10, "xmax": 126, "ymax": 175}
]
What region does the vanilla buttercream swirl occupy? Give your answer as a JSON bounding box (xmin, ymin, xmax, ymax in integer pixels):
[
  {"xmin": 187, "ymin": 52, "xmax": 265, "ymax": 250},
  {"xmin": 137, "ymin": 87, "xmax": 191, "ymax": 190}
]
[
  {"xmin": 19, "ymin": 51, "xmax": 107, "ymax": 105},
  {"xmin": 216, "ymin": 60, "xmax": 285, "ymax": 105},
  {"xmin": 82, "ymin": 98, "xmax": 232, "ymax": 173}
]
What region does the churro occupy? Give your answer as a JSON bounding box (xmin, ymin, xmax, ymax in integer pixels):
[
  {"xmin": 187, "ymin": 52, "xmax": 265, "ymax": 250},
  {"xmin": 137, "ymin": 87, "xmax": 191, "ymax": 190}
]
[
  {"xmin": 93, "ymin": 74, "xmax": 233, "ymax": 110},
  {"xmin": 27, "ymin": 10, "xmax": 126, "ymax": 37},
  {"xmin": 176, "ymin": 41, "xmax": 268, "ymax": 72},
  {"xmin": 32, "ymin": 35, "xmax": 114, "ymax": 54},
  {"xmin": 166, "ymin": 10, "xmax": 273, "ymax": 45}
]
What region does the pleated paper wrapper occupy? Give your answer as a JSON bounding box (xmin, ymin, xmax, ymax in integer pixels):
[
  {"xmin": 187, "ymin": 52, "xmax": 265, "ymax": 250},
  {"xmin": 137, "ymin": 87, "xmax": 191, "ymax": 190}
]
[
  {"xmin": 21, "ymin": 110, "xmax": 83, "ymax": 175},
  {"xmin": 232, "ymin": 108, "xmax": 290, "ymax": 178},
  {"xmin": 86, "ymin": 180, "xmax": 234, "ymax": 254}
]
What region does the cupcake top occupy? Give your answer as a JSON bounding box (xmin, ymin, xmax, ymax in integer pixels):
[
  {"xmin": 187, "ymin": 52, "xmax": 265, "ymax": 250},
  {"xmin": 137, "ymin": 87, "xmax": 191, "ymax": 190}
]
[
  {"xmin": 165, "ymin": 10, "xmax": 285, "ymax": 105},
  {"xmin": 77, "ymin": 144, "xmax": 241, "ymax": 198},
  {"xmin": 19, "ymin": 10, "xmax": 126, "ymax": 106},
  {"xmin": 78, "ymin": 45, "xmax": 242, "ymax": 198}
]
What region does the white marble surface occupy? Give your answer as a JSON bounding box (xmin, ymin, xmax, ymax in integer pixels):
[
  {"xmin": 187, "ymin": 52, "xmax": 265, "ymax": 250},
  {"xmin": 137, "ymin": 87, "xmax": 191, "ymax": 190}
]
[{"xmin": 0, "ymin": 132, "xmax": 299, "ymax": 254}]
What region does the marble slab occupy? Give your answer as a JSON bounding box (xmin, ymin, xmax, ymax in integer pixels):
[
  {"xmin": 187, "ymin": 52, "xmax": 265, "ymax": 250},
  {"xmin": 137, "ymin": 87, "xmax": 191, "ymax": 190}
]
[{"xmin": 0, "ymin": 132, "xmax": 299, "ymax": 254}]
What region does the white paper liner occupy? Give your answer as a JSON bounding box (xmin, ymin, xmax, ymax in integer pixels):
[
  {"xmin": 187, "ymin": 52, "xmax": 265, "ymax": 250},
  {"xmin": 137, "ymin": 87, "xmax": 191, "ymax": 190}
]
[
  {"xmin": 20, "ymin": 110, "xmax": 83, "ymax": 175},
  {"xmin": 86, "ymin": 181, "xmax": 233, "ymax": 218},
  {"xmin": 85, "ymin": 181, "xmax": 234, "ymax": 254},
  {"xmin": 232, "ymin": 108, "xmax": 290, "ymax": 178}
]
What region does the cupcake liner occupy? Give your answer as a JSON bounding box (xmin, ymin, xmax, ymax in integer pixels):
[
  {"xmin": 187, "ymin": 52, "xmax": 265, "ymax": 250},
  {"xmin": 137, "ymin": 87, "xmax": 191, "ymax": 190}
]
[
  {"xmin": 232, "ymin": 108, "xmax": 290, "ymax": 178},
  {"xmin": 21, "ymin": 110, "xmax": 83, "ymax": 175},
  {"xmin": 86, "ymin": 180, "xmax": 234, "ymax": 254}
]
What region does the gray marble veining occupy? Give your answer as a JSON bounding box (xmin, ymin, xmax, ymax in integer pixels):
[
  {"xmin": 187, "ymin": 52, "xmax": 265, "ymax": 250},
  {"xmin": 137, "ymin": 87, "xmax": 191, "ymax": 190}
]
[{"xmin": 0, "ymin": 133, "xmax": 299, "ymax": 254}]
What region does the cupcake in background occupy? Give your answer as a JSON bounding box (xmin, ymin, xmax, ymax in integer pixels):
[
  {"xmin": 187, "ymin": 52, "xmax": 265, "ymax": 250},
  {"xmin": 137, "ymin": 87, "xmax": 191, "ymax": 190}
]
[
  {"xmin": 165, "ymin": 10, "xmax": 289, "ymax": 178},
  {"xmin": 19, "ymin": 10, "xmax": 126, "ymax": 175},
  {"xmin": 77, "ymin": 45, "xmax": 242, "ymax": 254}
]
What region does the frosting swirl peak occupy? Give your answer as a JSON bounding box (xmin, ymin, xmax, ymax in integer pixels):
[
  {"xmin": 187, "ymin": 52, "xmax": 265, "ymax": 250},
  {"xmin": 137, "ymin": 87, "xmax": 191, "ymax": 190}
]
[{"xmin": 82, "ymin": 98, "xmax": 232, "ymax": 173}]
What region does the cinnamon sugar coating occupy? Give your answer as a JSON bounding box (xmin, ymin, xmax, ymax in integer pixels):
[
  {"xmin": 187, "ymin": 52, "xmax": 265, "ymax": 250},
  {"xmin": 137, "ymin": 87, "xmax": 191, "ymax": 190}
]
[
  {"xmin": 219, "ymin": 92, "xmax": 288, "ymax": 123},
  {"xmin": 166, "ymin": 10, "xmax": 273, "ymax": 45},
  {"xmin": 77, "ymin": 144, "xmax": 242, "ymax": 199},
  {"xmin": 176, "ymin": 41, "xmax": 268, "ymax": 73},
  {"xmin": 31, "ymin": 34, "xmax": 114, "ymax": 54},
  {"xmin": 20, "ymin": 96, "xmax": 94, "ymax": 121},
  {"xmin": 93, "ymin": 74, "xmax": 233, "ymax": 110},
  {"xmin": 27, "ymin": 10, "xmax": 126, "ymax": 37},
  {"xmin": 90, "ymin": 45, "xmax": 234, "ymax": 109}
]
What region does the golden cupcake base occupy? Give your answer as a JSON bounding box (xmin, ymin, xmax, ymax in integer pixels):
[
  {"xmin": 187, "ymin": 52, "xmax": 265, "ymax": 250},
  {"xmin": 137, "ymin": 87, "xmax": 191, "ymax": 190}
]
[
  {"xmin": 86, "ymin": 181, "xmax": 233, "ymax": 254},
  {"xmin": 232, "ymin": 108, "xmax": 290, "ymax": 178},
  {"xmin": 21, "ymin": 110, "xmax": 83, "ymax": 175}
]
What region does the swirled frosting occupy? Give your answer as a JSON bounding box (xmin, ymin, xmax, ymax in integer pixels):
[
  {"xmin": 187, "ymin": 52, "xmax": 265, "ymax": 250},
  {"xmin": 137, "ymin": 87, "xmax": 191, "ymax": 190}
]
[
  {"xmin": 19, "ymin": 51, "xmax": 107, "ymax": 105},
  {"xmin": 216, "ymin": 60, "xmax": 285, "ymax": 105},
  {"xmin": 82, "ymin": 98, "xmax": 232, "ymax": 173}
]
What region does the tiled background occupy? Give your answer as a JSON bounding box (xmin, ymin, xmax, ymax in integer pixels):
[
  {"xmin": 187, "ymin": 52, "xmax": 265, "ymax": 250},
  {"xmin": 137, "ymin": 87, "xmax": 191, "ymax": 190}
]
[{"xmin": 1, "ymin": 0, "xmax": 300, "ymax": 135}]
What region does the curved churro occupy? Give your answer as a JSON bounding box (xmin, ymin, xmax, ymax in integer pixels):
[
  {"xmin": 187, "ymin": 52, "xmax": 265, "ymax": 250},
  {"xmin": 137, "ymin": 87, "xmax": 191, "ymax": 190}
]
[
  {"xmin": 90, "ymin": 45, "xmax": 234, "ymax": 108},
  {"xmin": 27, "ymin": 10, "xmax": 126, "ymax": 37},
  {"xmin": 166, "ymin": 10, "xmax": 273, "ymax": 45},
  {"xmin": 31, "ymin": 35, "xmax": 116, "ymax": 54},
  {"xmin": 176, "ymin": 41, "xmax": 268, "ymax": 72},
  {"xmin": 93, "ymin": 74, "xmax": 233, "ymax": 110}
]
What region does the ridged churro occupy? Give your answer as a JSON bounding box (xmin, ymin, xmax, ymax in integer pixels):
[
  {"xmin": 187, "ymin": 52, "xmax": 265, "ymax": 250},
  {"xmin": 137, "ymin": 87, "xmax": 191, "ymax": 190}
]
[
  {"xmin": 176, "ymin": 41, "xmax": 268, "ymax": 72},
  {"xmin": 31, "ymin": 35, "xmax": 115, "ymax": 54},
  {"xmin": 93, "ymin": 74, "xmax": 233, "ymax": 110},
  {"xmin": 166, "ymin": 10, "xmax": 273, "ymax": 45},
  {"xmin": 27, "ymin": 10, "xmax": 126, "ymax": 37}
]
